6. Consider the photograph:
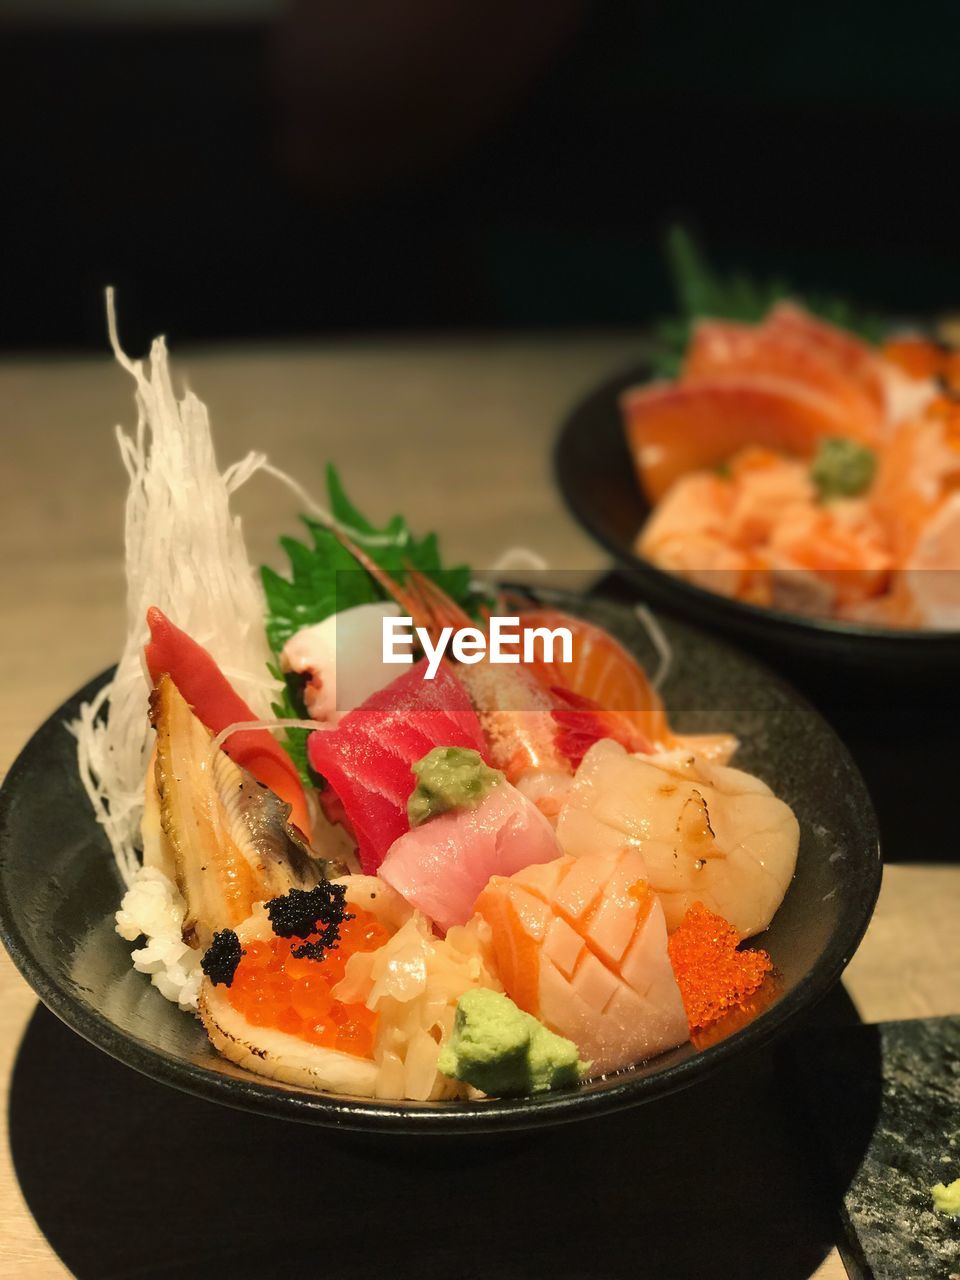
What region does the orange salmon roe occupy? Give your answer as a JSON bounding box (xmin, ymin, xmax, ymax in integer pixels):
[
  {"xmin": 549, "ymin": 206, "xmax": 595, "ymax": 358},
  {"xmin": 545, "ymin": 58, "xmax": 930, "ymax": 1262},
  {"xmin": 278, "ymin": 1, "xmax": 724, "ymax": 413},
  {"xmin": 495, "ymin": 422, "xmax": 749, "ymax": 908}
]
[
  {"xmin": 667, "ymin": 902, "xmax": 773, "ymax": 1034},
  {"xmin": 227, "ymin": 907, "xmax": 389, "ymax": 1059}
]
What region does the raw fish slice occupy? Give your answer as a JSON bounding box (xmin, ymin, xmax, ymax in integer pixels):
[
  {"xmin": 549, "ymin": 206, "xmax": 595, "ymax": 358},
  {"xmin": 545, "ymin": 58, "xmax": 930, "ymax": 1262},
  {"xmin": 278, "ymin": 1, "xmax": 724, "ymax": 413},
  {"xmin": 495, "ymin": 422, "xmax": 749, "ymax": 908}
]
[
  {"xmin": 684, "ymin": 318, "xmax": 882, "ymax": 437},
  {"xmin": 308, "ymin": 660, "xmax": 487, "ymax": 874},
  {"xmin": 514, "ymin": 609, "xmax": 738, "ymax": 769},
  {"xmin": 475, "ymin": 848, "xmax": 687, "ymax": 1074},
  {"xmin": 766, "ymin": 502, "xmax": 892, "ymax": 605},
  {"xmin": 864, "ymin": 410, "xmax": 960, "ymax": 624},
  {"xmin": 378, "ymin": 781, "xmax": 560, "ymax": 933},
  {"xmin": 151, "ymin": 675, "xmax": 319, "ymax": 949},
  {"xmin": 871, "ymin": 415, "xmax": 960, "ymax": 557},
  {"xmin": 766, "ymin": 302, "xmax": 887, "ymax": 411},
  {"xmin": 902, "ymin": 493, "xmax": 960, "ymax": 627},
  {"xmin": 517, "ymin": 609, "xmax": 671, "ymax": 741},
  {"xmin": 622, "ymin": 376, "xmax": 877, "ymax": 503}
]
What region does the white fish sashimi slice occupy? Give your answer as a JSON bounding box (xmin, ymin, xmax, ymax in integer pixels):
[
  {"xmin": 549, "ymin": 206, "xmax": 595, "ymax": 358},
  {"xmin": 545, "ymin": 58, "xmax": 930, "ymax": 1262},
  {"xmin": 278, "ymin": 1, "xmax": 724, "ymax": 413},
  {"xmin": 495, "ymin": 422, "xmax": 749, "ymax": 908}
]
[{"xmin": 378, "ymin": 782, "xmax": 561, "ymax": 933}]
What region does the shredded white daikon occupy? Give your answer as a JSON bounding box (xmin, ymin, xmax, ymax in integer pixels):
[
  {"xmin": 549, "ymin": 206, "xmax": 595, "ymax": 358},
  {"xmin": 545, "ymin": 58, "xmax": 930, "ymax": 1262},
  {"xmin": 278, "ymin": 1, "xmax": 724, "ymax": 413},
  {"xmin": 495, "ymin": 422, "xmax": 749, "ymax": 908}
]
[{"xmin": 70, "ymin": 291, "xmax": 281, "ymax": 887}]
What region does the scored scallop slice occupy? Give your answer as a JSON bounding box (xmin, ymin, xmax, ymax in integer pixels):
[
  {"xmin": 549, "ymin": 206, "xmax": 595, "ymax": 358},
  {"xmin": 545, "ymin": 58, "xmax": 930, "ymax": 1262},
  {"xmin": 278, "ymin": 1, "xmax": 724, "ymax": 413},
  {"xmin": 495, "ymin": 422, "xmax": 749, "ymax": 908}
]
[
  {"xmin": 474, "ymin": 848, "xmax": 688, "ymax": 1075},
  {"xmin": 621, "ymin": 376, "xmax": 878, "ymax": 504}
]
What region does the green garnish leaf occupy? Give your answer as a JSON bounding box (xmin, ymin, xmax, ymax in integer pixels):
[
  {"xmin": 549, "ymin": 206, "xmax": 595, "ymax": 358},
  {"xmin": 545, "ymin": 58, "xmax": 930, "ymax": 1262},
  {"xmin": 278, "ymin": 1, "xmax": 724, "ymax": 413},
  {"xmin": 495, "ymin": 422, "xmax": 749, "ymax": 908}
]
[
  {"xmin": 810, "ymin": 437, "xmax": 877, "ymax": 500},
  {"xmin": 261, "ymin": 465, "xmax": 479, "ymax": 654},
  {"xmin": 266, "ymin": 661, "xmax": 315, "ymax": 786},
  {"xmin": 261, "ymin": 530, "xmax": 376, "ymax": 655},
  {"xmin": 261, "ymin": 466, "xmax": 485, "ymax": 783},
  {"xmin": 649, "ymin": 226, "xmax": 886, "ymax": 378}
]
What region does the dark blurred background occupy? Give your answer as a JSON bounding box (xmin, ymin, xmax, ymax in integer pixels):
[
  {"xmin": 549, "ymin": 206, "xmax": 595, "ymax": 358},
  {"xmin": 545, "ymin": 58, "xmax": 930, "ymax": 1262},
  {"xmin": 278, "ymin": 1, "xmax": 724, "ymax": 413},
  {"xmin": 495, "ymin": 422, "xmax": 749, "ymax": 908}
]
[{"xmin": 2, "ymin": 0, "xmax": 958, "ymax": 352}]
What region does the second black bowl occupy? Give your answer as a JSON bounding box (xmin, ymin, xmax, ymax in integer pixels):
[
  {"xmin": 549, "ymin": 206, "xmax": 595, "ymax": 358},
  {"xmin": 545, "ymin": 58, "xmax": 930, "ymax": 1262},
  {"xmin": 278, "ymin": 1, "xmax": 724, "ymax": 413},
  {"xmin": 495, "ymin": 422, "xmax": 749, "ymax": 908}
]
[
  {"xmin": 556, "ymin": 362, "xmax": 960, "ymax": 861},
  {"xmin": 555, "ymin": 361, "xmax": 960, "ymax": 681}
]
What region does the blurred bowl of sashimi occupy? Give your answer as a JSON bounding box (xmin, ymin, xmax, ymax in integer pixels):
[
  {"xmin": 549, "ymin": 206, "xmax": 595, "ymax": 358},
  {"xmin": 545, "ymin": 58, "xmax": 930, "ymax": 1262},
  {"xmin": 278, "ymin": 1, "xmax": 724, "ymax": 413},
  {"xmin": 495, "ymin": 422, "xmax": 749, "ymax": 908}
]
[{"xmin": 555, "ymin": 231, "xmax": 960, "ymax": 683}]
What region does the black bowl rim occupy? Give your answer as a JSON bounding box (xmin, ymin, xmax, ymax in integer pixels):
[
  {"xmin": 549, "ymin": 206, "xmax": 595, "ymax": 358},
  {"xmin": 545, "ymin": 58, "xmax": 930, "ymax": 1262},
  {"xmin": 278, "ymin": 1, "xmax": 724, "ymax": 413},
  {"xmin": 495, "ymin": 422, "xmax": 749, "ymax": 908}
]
[
  {"xmin": 0, "ymin": 647, "xmax": 881, "ymax": 1135},
  {"xmin": 556, "ymin": 360, "xmax": 960, "ymax": 648}
]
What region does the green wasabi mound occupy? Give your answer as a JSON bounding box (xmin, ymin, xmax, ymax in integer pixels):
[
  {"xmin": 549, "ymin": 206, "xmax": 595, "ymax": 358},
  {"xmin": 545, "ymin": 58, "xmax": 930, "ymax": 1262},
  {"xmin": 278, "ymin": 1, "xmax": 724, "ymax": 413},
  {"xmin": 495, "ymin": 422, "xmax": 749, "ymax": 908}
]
[
  {"xmin": 810, "ymin": 437, "xmax": 877, "ymax": 500},
  {"xmin": 931, "ymin": 1177, "xmax": 960, "ymax": 1217},
  {"xmin": 407, "ymin": 747, "xmax": 503, "ymax": 827},
  {"xmin": 437, "ymin": 988, "xmax": 589, "ymax": 1096}
]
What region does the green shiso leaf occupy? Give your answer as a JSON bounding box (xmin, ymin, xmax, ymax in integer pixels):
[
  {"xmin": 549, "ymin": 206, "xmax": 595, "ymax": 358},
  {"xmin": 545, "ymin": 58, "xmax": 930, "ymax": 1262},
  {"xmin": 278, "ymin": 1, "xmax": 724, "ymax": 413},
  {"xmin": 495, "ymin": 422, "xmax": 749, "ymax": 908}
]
[
  {"xmin": 262, "ymin": 465, "xmax": 480, "ymax": 654},
  {"xmin": 267, "ymin": 661, "xmax": 313, "ymax": 785},
  {"xmin": 261, "ymin": 465, "xmax": 484, "ymax": 782}
]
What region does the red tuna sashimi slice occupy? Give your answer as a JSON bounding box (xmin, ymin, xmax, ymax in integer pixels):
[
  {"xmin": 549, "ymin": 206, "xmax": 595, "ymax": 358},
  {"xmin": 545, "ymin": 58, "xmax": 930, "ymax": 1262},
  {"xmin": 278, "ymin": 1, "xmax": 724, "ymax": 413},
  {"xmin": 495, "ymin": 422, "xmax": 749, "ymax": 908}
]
[
  {"xmin": 378, "ymin": 782, "xmax": 560, "ymax": 933},
  {"xmin": 307, "ymin": 659, "xmax": 487, "ymax": 874}
]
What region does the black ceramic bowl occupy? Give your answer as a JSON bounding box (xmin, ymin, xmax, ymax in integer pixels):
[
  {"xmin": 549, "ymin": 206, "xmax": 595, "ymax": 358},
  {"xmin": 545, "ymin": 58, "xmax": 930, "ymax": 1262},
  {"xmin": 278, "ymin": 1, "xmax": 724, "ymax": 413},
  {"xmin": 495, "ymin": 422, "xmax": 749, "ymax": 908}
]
[
  {"xmin": 556, "ymin": 365, "xmax": 960, "ymax": 863},
  {"xmin": 0, "ymin": 596, "xmax": 881, "ymax": 1133},
  {"xmin": 555, "ymin": 363, "xmax": 960, "ymax": 683}
]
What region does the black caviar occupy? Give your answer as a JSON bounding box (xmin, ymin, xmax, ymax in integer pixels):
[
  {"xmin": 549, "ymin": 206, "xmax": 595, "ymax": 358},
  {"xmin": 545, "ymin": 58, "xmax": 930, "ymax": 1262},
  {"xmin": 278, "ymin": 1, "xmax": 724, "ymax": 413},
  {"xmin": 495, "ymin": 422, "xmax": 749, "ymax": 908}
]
[
  {"xmin": 266, "ymin": 881, "xmax": 352, "ymax": 937},
  {"xmin": 265, "ymin": 882, "xmax": 355, "ymax": 963},
  {"xmin": 201, "ymin": 929, "xmax": 246, "ymax": 987},
  {"xmin": 289, "ymin": 936, "xmax": 340, "ymax": 962}
]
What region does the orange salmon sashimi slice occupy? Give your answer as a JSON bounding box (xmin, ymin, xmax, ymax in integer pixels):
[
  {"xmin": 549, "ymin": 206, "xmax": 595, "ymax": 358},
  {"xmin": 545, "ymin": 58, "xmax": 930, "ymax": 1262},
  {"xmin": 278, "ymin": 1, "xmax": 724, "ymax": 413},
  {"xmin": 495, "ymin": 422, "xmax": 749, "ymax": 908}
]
[
  {"xmin": 765, "ymin": 302, "xmax": 888, "ymax": 412},
  {"xmin": 867, "ymin": 412, "xmax": 960, "ymax": 624},
  {"xmin": 474, "ymin": 849, "xmax": 689, "ymax": 1075},
  {"xmin": 870, "ymin": 415, "xmax": 960, "ymax": 559},
  {"xmin": 517, "ymin": 608, "xmax": 671, "ymax": 744},
  {"xmin": 517, "ymin": 607, "xmax": 737, "ymax": 768},
  {"xmin": 683, "ymin": 319, "xmax": 883, "ymax": 441},
  {"xmin": 621, "ymin": 376, "xmax": 882, "ymax": 504}
]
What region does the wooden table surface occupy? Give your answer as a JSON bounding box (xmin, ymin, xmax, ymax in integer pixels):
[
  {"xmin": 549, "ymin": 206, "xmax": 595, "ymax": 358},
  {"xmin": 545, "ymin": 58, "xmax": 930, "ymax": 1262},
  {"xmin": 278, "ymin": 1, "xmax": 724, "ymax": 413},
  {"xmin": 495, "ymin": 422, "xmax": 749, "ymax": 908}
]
[{"xmin": 1, "ymin": 335, "xmax": 958, "ymax": 1278}]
